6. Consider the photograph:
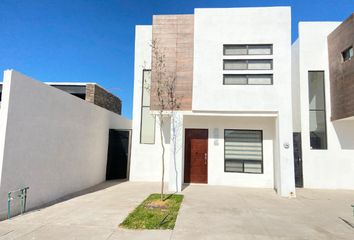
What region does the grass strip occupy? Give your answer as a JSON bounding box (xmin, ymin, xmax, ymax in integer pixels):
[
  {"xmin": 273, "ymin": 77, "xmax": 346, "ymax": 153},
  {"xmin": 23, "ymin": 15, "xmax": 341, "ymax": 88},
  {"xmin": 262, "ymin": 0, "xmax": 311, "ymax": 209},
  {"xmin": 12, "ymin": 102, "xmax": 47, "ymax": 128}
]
[{"xmin": 120, "ymin": 193, "xmax": 184, "ymax": 230}]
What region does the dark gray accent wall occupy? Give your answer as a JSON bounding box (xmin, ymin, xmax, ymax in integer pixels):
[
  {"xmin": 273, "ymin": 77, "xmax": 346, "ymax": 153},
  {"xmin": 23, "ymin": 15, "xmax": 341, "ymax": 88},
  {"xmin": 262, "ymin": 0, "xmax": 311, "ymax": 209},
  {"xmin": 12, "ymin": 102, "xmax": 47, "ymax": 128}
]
[{"xmin": 85, "ymin": 84, "xmax": 122, "ymax": 115}]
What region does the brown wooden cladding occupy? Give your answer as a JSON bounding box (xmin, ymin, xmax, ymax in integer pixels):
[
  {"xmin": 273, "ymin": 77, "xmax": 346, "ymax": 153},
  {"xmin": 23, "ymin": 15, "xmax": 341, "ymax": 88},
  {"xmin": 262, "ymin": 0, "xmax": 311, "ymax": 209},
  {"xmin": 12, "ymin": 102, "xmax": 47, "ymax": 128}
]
[
  {"xmin": 328, "ymin": 13, "xmax": 354, "ymax": 120},
  {"xmin": 150, "ymin": 15, "xmax": 194, "ymax": 110}
]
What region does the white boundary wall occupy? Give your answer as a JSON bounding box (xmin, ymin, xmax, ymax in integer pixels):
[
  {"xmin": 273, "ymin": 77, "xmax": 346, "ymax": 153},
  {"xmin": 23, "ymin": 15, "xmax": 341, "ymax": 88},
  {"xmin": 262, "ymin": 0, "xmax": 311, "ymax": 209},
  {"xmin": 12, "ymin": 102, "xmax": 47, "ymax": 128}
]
[{"xmin": 0, "ymin": 70, "xmax": 131, "ymax": 218}]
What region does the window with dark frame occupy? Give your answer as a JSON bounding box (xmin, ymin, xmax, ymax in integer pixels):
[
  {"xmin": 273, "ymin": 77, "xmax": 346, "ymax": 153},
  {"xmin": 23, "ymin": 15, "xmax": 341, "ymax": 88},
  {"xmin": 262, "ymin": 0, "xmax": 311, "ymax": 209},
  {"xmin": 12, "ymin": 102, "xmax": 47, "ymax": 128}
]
[
  {"xmin": 342, "ymin": 46, "xmax": 353, "ymax": 62},
  {"xmin": 223, "ymin": 74, "xmax": 273, "ymax": 85},
  {"xmin": 224, "ymin": 129, "xmax": 263, "ymax": 174},
  {"xmin": 223, "ymin": 44, "xmax": 273, "ymax": 85},
  {"xmin": 140, "ymin": 70, "xmax": 155, "ymax": 144},
  {"xmin": 223, "ymin": 44, "xmax": 273, "ymax": 55},
  {"xmin": 223, "ymin": 59, "xmax": 273, "ymax": 70},
  {"xmin": 308, "ymin": 71, "xmax": 327, "ymax": 150}
]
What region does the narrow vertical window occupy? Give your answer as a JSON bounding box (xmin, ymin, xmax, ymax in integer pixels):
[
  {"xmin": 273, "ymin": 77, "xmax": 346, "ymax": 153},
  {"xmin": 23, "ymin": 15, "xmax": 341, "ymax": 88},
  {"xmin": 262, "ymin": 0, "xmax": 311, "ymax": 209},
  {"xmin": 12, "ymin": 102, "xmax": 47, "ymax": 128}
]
[
  {"xmin": 308, "ymin": 71, "xmax": 327, "ymax": 149},
  {"xmin": 140, "ymin": 70, "xmax": 155, "ymax": 144}
]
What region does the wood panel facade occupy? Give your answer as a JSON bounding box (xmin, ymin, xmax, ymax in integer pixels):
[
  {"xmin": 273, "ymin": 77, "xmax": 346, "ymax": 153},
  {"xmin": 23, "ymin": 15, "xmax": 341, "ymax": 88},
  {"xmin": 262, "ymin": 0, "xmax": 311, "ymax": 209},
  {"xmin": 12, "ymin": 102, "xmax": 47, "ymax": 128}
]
[
  {"xmin": 150, "ymin": 15, "xmax": 194, "ymax": 110},
  {"xmin": 328, "ymin": 14, "xmax": 354, "ymax": 120}
]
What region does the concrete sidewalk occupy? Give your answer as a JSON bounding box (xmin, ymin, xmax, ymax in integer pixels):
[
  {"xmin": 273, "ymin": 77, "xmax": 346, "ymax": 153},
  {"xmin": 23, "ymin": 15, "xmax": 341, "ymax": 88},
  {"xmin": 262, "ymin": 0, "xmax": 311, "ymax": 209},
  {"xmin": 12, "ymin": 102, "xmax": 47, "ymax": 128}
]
[
  {"xmin": 0, "ymin": 181, "xmax": 354, "ymax": 239},
  {"xmin": 173, "ymin": 185, "xmax": 354, "ymax": 239}
]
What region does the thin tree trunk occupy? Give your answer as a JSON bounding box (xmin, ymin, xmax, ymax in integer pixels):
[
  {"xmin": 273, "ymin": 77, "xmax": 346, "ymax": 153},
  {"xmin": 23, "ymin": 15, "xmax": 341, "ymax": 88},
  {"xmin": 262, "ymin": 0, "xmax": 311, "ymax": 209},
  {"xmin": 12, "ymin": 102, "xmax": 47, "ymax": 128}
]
[{"xmin": 159, "ymin": 115, "xmax": 165, "ymax": 201}]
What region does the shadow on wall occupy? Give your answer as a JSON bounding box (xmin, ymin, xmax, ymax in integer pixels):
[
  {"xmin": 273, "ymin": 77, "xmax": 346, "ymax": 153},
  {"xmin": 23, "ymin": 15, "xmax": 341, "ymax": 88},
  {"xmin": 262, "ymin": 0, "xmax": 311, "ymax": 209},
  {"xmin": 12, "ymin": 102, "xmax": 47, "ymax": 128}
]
[
  {"xmin": 162, "ymin": 116, "xmax": 171, "ymax": 144},
  {"xmin": 172, "ymin": 113, "xmax": 183, "ymax": 192},
  {"xmin": 333, "ymin": 120, "xmax": 354, "ymax": 149}
]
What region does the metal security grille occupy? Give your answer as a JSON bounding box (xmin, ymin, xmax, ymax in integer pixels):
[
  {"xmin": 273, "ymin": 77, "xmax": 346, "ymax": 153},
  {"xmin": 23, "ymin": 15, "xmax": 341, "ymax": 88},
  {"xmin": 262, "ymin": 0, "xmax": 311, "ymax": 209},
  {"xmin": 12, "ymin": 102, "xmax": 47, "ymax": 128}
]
[{"xmin": 224, "ymin": 130, "xmax": 263, "ymax": 174}]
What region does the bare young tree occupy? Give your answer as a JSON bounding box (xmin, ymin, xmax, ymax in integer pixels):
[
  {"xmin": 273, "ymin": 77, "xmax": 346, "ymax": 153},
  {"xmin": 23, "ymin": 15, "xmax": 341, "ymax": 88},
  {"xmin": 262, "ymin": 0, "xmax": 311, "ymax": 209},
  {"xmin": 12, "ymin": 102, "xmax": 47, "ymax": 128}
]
[{"xmin": 147, "ymin": 40, "xmax": 181, "ymax": 201}]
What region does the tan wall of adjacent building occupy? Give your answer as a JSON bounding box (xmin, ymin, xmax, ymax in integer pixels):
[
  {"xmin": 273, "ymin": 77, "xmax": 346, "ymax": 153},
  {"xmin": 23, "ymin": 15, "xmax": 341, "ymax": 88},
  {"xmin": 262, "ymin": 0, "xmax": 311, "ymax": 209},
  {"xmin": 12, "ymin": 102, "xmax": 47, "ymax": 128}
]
[{"xmin": 328, "ymin": 13, "xmax": 354, "ymax": 120}]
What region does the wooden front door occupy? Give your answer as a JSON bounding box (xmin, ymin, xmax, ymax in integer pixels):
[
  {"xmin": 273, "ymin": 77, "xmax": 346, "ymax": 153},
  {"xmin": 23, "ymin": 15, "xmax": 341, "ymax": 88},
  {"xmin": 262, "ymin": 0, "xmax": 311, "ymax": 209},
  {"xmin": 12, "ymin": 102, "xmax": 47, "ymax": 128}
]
[{"xmin": 184, "ymin": 129, "xmax": 208, "ymax": 183}]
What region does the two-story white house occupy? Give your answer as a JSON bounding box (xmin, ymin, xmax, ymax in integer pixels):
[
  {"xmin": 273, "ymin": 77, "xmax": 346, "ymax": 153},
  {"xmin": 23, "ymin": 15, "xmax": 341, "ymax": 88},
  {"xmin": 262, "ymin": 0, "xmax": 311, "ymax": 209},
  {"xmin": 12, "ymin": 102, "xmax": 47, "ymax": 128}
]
[
  {"xmin": 130, "ymin": 7, "xmax": 354, "ymax": 197},
  {"xmin": 292, "ymin": 16, "xmax": 354, "ymax": 190},
  {"xmin": 131, "ymin": 7, "xmax": 295, "ymax": 197}
]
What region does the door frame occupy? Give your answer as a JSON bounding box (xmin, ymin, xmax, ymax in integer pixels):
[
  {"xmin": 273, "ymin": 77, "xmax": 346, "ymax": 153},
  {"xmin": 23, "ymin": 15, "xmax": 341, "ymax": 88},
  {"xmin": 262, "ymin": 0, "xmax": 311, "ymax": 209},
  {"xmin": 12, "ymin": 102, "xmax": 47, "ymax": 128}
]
[
  {"xmin": 106, "ymin": 129, "xmax": 132, "ymax": 180},
  {"xmin": 184, "ymin": 128, "xmax": 208, "ymax": 184},
  {"xmin": 125, "ymin": 129, "xmax": 132, "ymax": 180}
]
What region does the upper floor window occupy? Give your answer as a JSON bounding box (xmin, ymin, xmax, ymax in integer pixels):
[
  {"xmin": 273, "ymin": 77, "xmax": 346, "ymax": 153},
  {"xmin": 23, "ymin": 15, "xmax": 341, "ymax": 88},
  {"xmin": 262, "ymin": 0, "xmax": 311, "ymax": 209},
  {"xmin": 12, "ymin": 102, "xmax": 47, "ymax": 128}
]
[
  {"xmin": 342, "ymin": 46, "xmax": 353, "ymax": 62},
  {"xmin": 222, "ymin": 44, "xmax": 273, "ymax": 85},
  {"xmin": 224, "ymin": 44, "xmax": 273, "ymax": 56},
  {"xmin": 224, "ymin": 74, "xmax": 273, "ymax": 85},
  {"xmin": 223, "ymin": 59, "xmax": 273, "ymax": 70}
]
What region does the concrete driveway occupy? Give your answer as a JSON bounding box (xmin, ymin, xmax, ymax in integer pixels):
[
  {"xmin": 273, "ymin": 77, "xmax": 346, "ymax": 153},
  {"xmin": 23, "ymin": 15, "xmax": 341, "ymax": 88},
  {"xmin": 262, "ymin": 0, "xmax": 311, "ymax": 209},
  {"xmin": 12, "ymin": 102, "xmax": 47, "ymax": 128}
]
[{"xmin": 0, "ymin": 181, "xmax": 354, "ymax": 240}]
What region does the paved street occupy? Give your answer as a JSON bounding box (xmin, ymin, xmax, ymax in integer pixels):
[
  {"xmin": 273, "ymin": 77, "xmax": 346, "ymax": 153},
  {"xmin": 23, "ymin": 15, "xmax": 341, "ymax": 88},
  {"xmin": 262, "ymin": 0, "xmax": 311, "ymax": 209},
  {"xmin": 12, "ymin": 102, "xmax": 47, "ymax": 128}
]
[{"xmin": 0, "ymin": 181, "xmax": 354, "ymax": 239}]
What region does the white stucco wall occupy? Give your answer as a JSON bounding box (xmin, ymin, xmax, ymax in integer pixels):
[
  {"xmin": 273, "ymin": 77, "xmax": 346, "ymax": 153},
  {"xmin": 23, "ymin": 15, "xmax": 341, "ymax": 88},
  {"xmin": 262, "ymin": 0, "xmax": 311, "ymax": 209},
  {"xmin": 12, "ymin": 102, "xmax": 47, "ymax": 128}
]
[
  {"xmin": 295, "ymin": 22, "xmax": 354, "ymax": 189},
  {"xmin": 192, "ymin": 7, "xmax": 291, "ymax": 113},
  {"xmin": 291, "ymin": 39, "xmax": 301, "ymax": 132},
  {"xmin": 192, "ymin": 7, "xmax": 295, "ymax": 196},
  {"xmin": 0, "ymin": 70, "xmax": 131, "ymax": 218},
  {"xmin": 130, "ymin": 26, "xmax": 170, "ymax": 182}
]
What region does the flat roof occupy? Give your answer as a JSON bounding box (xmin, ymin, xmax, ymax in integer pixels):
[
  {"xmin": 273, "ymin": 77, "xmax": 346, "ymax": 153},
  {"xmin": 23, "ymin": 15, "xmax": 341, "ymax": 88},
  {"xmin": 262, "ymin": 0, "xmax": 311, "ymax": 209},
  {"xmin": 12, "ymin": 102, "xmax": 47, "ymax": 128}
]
[
  {"xmin": 44, "ymin": 82, "xmax": 95, "ymax": 86},
  {"xmin": 0, "ymin": 82, "xmax": 96, "ymax": 86}
]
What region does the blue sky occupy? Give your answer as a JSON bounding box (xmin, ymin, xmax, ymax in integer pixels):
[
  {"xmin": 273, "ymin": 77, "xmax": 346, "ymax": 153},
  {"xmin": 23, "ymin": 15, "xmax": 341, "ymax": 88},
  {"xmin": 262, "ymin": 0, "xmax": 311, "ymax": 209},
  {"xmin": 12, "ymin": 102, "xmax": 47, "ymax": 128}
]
[{"xmin": 0, "ymin": 0, "xmax": 353, "ymax": 118}]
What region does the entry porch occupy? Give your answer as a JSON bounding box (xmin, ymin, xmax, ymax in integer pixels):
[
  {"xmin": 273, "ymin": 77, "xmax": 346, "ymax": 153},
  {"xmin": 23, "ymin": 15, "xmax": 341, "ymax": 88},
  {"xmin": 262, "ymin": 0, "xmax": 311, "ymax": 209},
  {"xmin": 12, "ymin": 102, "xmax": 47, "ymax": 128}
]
[{"xmin": 168, "ymin": 113, "xmax": 296, "ymax": 197}]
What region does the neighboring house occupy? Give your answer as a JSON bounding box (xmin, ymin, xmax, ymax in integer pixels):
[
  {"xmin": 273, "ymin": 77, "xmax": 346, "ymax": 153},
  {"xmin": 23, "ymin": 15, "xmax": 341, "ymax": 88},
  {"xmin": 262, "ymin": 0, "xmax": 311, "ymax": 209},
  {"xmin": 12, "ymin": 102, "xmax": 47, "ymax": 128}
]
[
  {"xmin": 0, "ymin": 82, "xmax": 122, "ymax": 115},
  {"xmin": 0, "ymin": 70, "xmax": 131, "ymax": 219},
  {"xmin": 50, "ymin": 82, "xmax": 122, "ymax": 115},
  {"xmin": 292, "ymin": 15, "xmax": 354, "ymax": 189},
  {"xmin": 131, "ymin": 7, "xmax": 354, "ymax": 197}
]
